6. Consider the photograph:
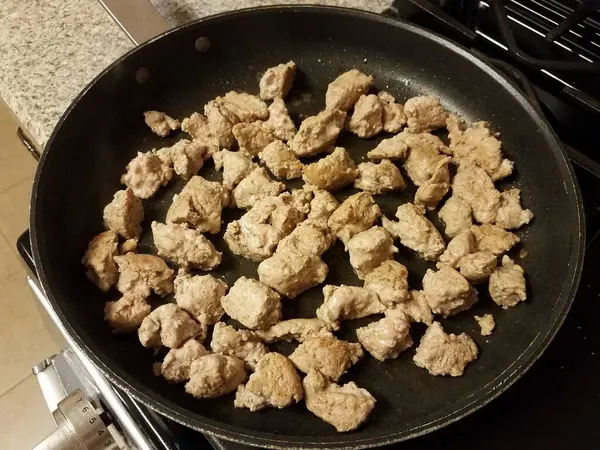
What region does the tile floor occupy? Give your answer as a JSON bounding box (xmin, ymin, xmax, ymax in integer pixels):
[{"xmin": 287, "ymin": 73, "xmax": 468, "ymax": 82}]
[{"xmin": 0, "ymin": 97, "xmax": 66, "ymax": 449}]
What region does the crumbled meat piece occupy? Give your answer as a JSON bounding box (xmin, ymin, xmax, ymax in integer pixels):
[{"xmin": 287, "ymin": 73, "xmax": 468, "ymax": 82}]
[
  {"xmin": 213, "ymin": 149, "xmax": 257, "ymax": 189},
  {"xmin": 210, "ymin": 322, "xmax": 270, "ymax": 370},
  {"xmin": 404, "ymin": 95, "xmax": 448, "ymax": 133},
  {"xmin": 174, "ymin": 269, "xmax": 227, "ymax": 325},
  {"xmin": 316, "ymin": 285, "xmax": 386, "ymax": 330},
  {"xmin": 235, "ymin": 353, "xmax": 303, "ymax": 411},
  {"xmin": 258, "ymin": 250, "xmax": 328, "ymax": 298},
  {"xmin": 347, "ymin": 226, "xmax": 398, "ymax": 279},
  {"xmin": 254, "ymin": 318, "xmax": 330, "ymax": 343},
  {"xmin": 367, "ymin": 133, "xmax": 409, "ymax": 160},
  {"xmin": 221, "ymin": 277, "xmax": 282, "ymax": 329},
  {"xmin": 452, "ymin": 165, "xmax": 501, "ymax": 224},
  {"xmin": 470, "ymin": 224, "xmax": 520, "ymax": 255},
  {"xmin": 356, "ymin": 309, "xmax": 413, "ymax": 361},
  {"xmin": 289, "ymin": 109, "xmax": 346, "ymax": 157},
  {"xmin": 414, "ymin": 157, "xmax": 451, "ymax": 211},
  {"xmin": 276, "ymin": 219, "xmax": 334, "ymax": 257},
  {"xmin": 494, "ymin": 189, "xmax": 534, "ymax": 230},
  {"xmin": 303, "ymin": 369, "xmax": 376, "ymax": 433},
  {"xmin": 82, "ymin": 230, "xmax": 119, "ymax": 292},
  {"xmin": 475, "ymin": 314, "xmax": 496, "ymax": 336},
  {"xmin": 202, "ymin": 101, "xmax": 238, "ymax": 149},
  {"xmin": 262, "ymin": 98, "xmax": 297, "ymax": 141},
  {"xmin": 114, "ymin": 253, "xmax": 174, "ymax": 297},
  {"xmin": 362, "ymin": 260, "xmax": 409, "ymax": 307},
  {"xmin": 377, "ymin": 91, "xmax": 407, "ymax": 133},
  {"xmin": 354, "ymin": 160, "xmax": 406, "ymax": 194},
  {"xmin": 413, "ymin": 322, "xmax": 478, "ymax": 377},
  {"xmin": 422, "ymin": 266, "xmax": 478, "ymax": 317},
  {"xmin": 121, "ymin": 152, "xmax": 173, "ymax": 199},
  {"xmin": 401, "ymin": 132, "xmax": 448, "ymax": 186},
  {"xmin": 457, "ymin": 251, "xmax": 497, "ymax": 283},
  {"xmin": 446, "ymin": 114, "xmax": 466, "ymax": 145},
  {"xmin": 232, "ymin": 121, "xmax": 277, "ymax": 156},
  {"xmin": 225, "ymin": 193, "xmax": 305, "ymax": 261},
  {"xmin": 489, "ymin": 255, "xmax": 527, "ymax": 308},
  {"xmin": 158, "ymin": 339, "xmax": 209, "ymax": 383},
  {"xmin": 232, "ymin": 167, "xmax": 286, "ymax": 209},
  {"xmin": 302, "ymin": 147, "xmax": 358, "ymax": 191},
  {"xmin": 185, "ymin": 354, "xmax": 246, "ymax": 399},
  {"xmin": 120, "ymin": 239, "xmax": 138, "ymax": 254},
  {"xmin": 259, "ymin": 140, "xmax": 303, "ymax": 179},
  {"xmin": 289, "ymin": 188, "xmax": 313, "ymax": 215},
  {"xmin": 448, "ymin": 121, "xmax": 514, "ymax": 181},
  {"xmin": 103, "ymin": 188, "xmax": 143, "ymax": 240},
  {"xmin": 382, "ymin": 203, "xmax": 445, "ymax": 261},
  {"xmin": 222, "ymin": 91, "xmax": 269, "ymax": 122},
  {"xmin": 259, "ymin": 61, "xmax": 297, "ymax": 100},
  {"xmin": 181, "ymin": 112, "xmax": 219, "ymax": 145},
  {"xmin": 347, "ymin": 94, "xmax": 383, "ymax": 138},
  {"xmin": 166, "ymin": 175, "xmax": 230, "ymax": 233},
  {"xmin": 151, "ymin": 221, "xmax": 221, "ymax": 270},
  {"xmin": 438, "ymin": 195, "xmax": 473, "ymax": 238},
  {"xmin": 138, "ymin": 304, "xmax": 201, "ymax": 349},
  {"xmin": 155, "ymin": 139, "xmax": 213, "ymax": 179},
  {"xmin": 391, "ymin": 290, "xmax": 433, "ymax": 325},
  {"xmin": 328, "ymin": 192, "xmax": 381, "ymax": 247},
  {"xmin": 289, "ymin": 334, "xmax": 363, "ymax": 381},
  {"xmin": 104, "ymin": 292, "xmax": 151, "ymax": 333},
  {"xmin": 307, "ymin": 189, "xmax": 339, "ymax": 221},
  {"xmin": 325, "ymin": 69, "xmax": 374, "ymax": 112},
  {"xmin": 144, "ymin": 110, "xmax": 180, "ymax": 137},
  {"xmin": 437, "ymin": 228, "xmax": 476, "ymax": 268}
]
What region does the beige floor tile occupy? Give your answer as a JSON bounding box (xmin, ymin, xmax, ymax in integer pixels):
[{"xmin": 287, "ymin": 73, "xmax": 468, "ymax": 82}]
[
  {"xmin": 0, "ymin": 177, "xmax": 32, "ymax": 250},
  {"xmin": 0, "ymin": 232, "xmax": 22, "ymax": 281},
  {"xmin": 0, "ymin": 270, "xmax": 65, "ymax": 395},
  {"xmin": 0, "ymin": 374, "xmax": 55, "ymax": 449}
]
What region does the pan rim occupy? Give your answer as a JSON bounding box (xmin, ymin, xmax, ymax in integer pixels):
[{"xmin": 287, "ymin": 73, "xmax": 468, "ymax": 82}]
[{"xmin": 30, "ymin": 5, "xmax": 585, "ymax": 448}]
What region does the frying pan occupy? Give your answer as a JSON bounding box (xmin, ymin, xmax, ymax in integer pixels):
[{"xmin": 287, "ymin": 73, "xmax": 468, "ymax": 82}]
[{"xmin": 30, "ymin": 5, "xmax": 584, "ymax": 449}]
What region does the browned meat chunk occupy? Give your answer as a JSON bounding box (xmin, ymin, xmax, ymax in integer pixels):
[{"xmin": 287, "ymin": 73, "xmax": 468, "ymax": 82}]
[
  {"xmin": 221, "ymin": 91, "xmax": 269, "ymax": 122},
  {"xmin": 151, "ymin": 222, "xmax": 221, "ymax": 270},
  {"xmin": 302, "ymin": 147, "xmax": 358, "ymax": 191},
  {"xmin": 181, "ymin": 112, "xmax": 219, "ymax": 145},
  {"xmin": 232, "ymin": 167, "xmax": 286, "ymax": 209},
  {"xmin": 422, "ymin": 266, "xmax": 478, "ymax": 317},
  {"xmin": 356, "ymin": 309, "xmax": 413, "ymax": 361},
  {"xmin": 382, "ymin": 203, "xmax": 445, "ymax": 261},
  {"xmin": 157, "ymin": 339, "xmax": 209, "ymax": 383},
  {"xmin": 262, "ymin": 98, "xmax": 297, "ymax": 141},
  {"xmin": 235, "ymin": 353, "xmax": 303, "ymax": 411},
  {"xmin": 495, "ymin": 189, "xmax": 534, "ymax": 230},
  {"xmin": 303, "ymin": 369, "xmax": 376, "ymax": 432},
  {"xmin": 354, "ymin": 160, "xmax": 405, "ymax": 194},
  {"xmin": 452, "ymin": 165, "xmax": 501, "ymax": 224},
  {"xmin": 120, "ymin": 239, "xmax": 138, "ymax": 254},
  {"xmin": 437, "ymin": 228, "xmax": 475, "ymax": 268},
  {"xmin": 347, "ymin": 94, "xmax": 383, "ymax": 138},
  {"xmin": 325, "ymin": 69, "xmax": 374, "ymax": 112},
  {"xmin": 232, "ymin": 121, "xmax": 277, "ymax": 156},
  {"xmin": 414, "ymin": 157, "xmax": 451, "ymax": 211},
  {"xmin": 213, "ymin": 149, "xmax": 257, "ymax": 189},
  {"xmin": 104, "ymin": 292, "xmax": 151, "ymax": 333},
  {"xmin": 114, "ymin": 253, "xmax": 174, "ymax": 298},
  {"xmin": 138, "ymin": 304, "xmax": 201, "ymax": 349},
  {"xmin": 391, "ymin": 290, "xmax": 433, "ymax": 325},
  {"xmin": 401, "ymin": 132, "xmax": 448, "ymax": 186},
  {"xmin": 377, "ymin": 91, "xmax": 407, "ymax": 133},
  {"xmin": 174, "ymin": 269, "xmax": 227, "ymax": 325},
  {"xmin": 276, "ymin": 219, "xmax": 334, "ymax": 257},
  {"xmin": 144, "ymin": 110, "xmax": 180, "ymax": 137},
  {"xmin": 289, "ymin": 334, "xmax": 363, "ymax": 381},
  {"xmin": 254, "ymin": 318, "xmax": 330, "ymax": 343},
  {"xmin": 475, "ymin": 313, "xmax": 496, "ymax": 336},
  {"xmin": 259, "ymin": 140, "xmax": 303, "ymax": 179},
  {"xmin": 210, "ymin": 322, "xmax": 270, "ymax": 370},
  {"xmin": 404, "ymin": 95, "xmax": 448, "ymax": 133},
  {"xmin": 347, "ymin": 226, "xmax": 398, "ymax": 279},
  {"xmin": 328, "ymin": 192, "xmax": 381, "ymax": 247},
  {"xmin": 307, "ymin": 189, "xmax": 339, "ymax": 221},
  {"xmin": 82, "ymin": 230, "xmax": 119, "ymax": 292},
  {"xmin": 489, "ymin": 255, "xmax": 527, "ymax": 308},
  {"xmin": 316, "ymin": 285, "xmax": 385, "ymax": 330},
  {"xmin": 367, "ymin": 134, "xmax": 409, "ymax": 161},
  {"xmin": 457, "ymin": 251, "xmax": 497, "ymax": 283},
  {"xmin": 166, "ymin": 176, "xmax": 230, "ymax": 234},
  {"xmin": 259, "ymin": 61, "xmax": 297, "ymax": 100},
  {"xmin": 221, "ymin": 277, "xmax": 282, "ymax": 329},
  {"xmin": 446, "ymin": 114, "xmax": 466, "ymax": 145},
  {"xmin": 185, "ymin": 354, "xmax": 246, "ymax": 399},
  {"xmin": 103, "ymin": 188, "xmax": 144, "ymax": 240},
  {"xmin": 154, "ymin": 140, "xmax": 209, "ymax": 181},
  {"xmin": 121, "ymin": 152, "xmax": 173, "ymax": 199},
  {"xmin": 470, "ymin": 224, "xmax": 520, "ymax": 255},
  {"xmin": 363, "ymin": 260, "xmax": 410, "ymax": 307},
  {"xmin": 413, "ymin": 322, "xmax": 478, "ymax": 376},
  {"xmin": 289, "ymin": 109, "xmax": 347, "ymax": 157},
  {"xmin": 438, "ymin": 195, "xmax": 473, "ymax": 238}
]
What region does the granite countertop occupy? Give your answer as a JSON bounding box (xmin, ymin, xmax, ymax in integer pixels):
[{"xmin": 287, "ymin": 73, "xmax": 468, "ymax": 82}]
[{"xmin": 0, "ymin": 0, "xmax": 393, "ymax": 150}]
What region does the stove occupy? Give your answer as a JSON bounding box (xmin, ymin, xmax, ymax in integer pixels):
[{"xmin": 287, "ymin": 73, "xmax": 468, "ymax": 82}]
[{"xmin": 19, "ymin": 1, "xmax": 600, "ymax": 448}]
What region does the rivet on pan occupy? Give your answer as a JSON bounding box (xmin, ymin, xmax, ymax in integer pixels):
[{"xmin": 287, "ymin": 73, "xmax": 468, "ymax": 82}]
[
  {"xmin": 195, "ymin": 37, "xmax": 211, "ymax": 52},
  {"xmin": 135, "ymin": 67, "xmax": 150, "ymax": 84}
]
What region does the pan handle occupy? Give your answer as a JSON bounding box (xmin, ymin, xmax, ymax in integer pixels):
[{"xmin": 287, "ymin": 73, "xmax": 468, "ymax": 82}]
[{"xmin": 97, "ymin": 0, "xmax": 171, "ymax": 46}]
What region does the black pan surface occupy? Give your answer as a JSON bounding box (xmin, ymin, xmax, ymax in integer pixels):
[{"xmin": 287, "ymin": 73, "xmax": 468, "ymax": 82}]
[{"xmin": 31, "ymin": 6, "xmax": 584, "ymax": 449}]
